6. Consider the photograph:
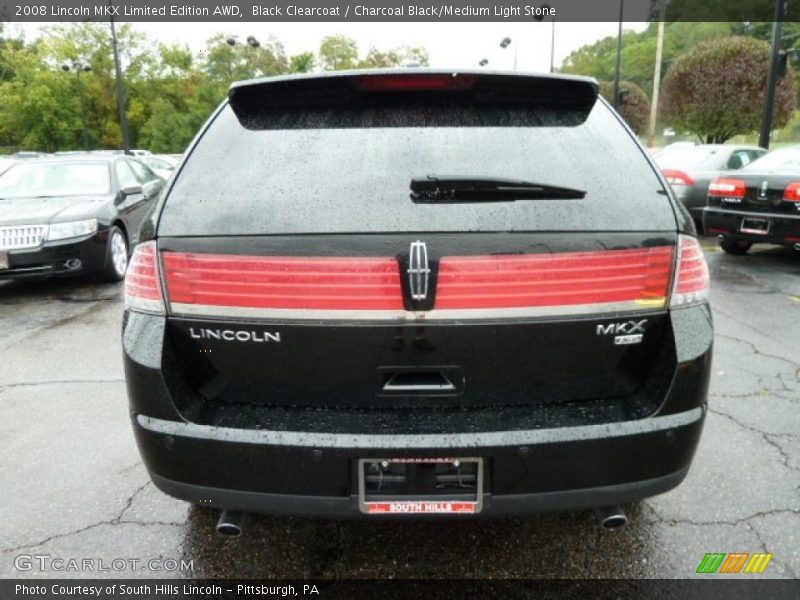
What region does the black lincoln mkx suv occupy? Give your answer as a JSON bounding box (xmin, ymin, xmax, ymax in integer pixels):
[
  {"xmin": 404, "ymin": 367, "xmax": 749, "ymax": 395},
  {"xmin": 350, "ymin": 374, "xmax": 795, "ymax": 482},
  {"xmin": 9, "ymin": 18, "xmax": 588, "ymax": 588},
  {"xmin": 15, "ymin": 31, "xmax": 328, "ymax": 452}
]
[{"xmin": 122, "ymin": 70, "xmax": 712, "ymax": 531}]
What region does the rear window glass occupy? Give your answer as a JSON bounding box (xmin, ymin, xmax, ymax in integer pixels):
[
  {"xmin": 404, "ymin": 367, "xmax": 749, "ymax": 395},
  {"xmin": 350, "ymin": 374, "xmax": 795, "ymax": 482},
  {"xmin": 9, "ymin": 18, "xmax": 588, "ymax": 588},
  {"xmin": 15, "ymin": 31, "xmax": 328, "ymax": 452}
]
[{"xmin": 159, "ymin": 100, "xmax": 674, "ymax": 236}]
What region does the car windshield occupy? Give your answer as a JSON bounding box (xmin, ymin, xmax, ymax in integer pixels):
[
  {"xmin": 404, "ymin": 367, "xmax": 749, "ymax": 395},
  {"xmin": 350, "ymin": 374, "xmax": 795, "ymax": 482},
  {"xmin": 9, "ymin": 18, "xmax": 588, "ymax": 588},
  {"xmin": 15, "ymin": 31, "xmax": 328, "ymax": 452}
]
[
  {"xmin": 744, "ymin": 147, "xmax": 800, "ymax": 172},
  {"xmin": 146, "ymin": 157, "xmax": 174, "ymax": 170},
  {"xmin": 0, "ymin": 162, "xmax": 111, "ymax": 199}
]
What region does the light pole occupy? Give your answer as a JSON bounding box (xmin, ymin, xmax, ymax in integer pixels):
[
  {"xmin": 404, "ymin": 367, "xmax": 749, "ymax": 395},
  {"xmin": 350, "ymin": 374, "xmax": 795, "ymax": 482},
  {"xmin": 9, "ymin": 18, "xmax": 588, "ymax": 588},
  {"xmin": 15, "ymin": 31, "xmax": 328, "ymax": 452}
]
[
  {"xmin": 534, "ymin": 5, "xmax": 555, "ymax": 73},
  {"xmin": 647, "ymin": 0, "xmax": 667, "ymax": 147},
  {"xmin": 109, "ymin": 9, "xmax": 131, "ymax": 155},
  {"xmin": 612, "ymin": 0, "xmax": 624, "ymax": 109},
  {"xmin": 760, "ymin": 0, "xmax": 788, "ymax": 149},
  {"xmin": 227, "ymin": 35, "xmax": 261, "ymax": 78},
  {"xmin": 500, "ymin": 36, "xmax": 517, "ymax": 71},
  {"xmin": 61, "ymin": 61, "xmax": 91, "ymax": 151}
]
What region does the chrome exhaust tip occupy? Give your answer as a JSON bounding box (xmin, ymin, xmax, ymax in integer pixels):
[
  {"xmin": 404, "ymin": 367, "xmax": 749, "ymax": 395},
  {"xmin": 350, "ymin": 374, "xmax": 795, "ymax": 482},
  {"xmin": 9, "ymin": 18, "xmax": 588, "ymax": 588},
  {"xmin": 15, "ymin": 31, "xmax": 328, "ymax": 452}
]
[
  {"xmin": 793, "ymin": 243, "xmax": 800, "ymax": 252},
  {"xmin": 216, "ymin": 510, "xmax": 245, "ymax": 537},
  {"xmin": 595, "ymin": 505, "xmax": 627, "ymax": 530}
]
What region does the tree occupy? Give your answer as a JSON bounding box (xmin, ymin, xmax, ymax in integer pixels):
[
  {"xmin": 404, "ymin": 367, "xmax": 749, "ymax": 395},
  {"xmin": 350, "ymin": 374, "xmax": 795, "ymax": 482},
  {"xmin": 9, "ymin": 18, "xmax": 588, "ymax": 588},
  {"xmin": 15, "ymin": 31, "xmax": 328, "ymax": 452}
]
[
  {"xmin": 403, "ymin": 46, "xmax": 430, "ymax": 67},
  {"xmin": 319, "ymin": 35, "xmax": 358, "ymax": 70},
  {"xmin": 139, "ymin": 98, "xmax": 195, "ymax": 153},
  {"xmin": 289, "ymin": 51, "xmax": 315, "ymax": 73},
  {"xmin": 661, "ymin": 36, "xmax": 796, "ymax": 143},
  {"xmin": 562, "ymin": 22, "xmax": 736, "ymax": 93},
  {"xmin": 0, "ymin": 25, "xmax": 430, "ymax": 153},
  {"xmin": 598, "ymin": 80, "xmax": 651, "ymax": 135},
  {"xmin": 357, "ymin": 46, "xmax": 431, "ymax": 69}
]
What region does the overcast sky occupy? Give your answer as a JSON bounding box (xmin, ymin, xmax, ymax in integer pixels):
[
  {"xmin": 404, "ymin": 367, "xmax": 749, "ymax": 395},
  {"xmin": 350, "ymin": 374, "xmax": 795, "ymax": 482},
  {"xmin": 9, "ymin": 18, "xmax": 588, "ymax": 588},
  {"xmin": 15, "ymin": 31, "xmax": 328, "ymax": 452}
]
[{"xmin": 11, "ymin": 21, "xmax": 647, "ymax": 71}]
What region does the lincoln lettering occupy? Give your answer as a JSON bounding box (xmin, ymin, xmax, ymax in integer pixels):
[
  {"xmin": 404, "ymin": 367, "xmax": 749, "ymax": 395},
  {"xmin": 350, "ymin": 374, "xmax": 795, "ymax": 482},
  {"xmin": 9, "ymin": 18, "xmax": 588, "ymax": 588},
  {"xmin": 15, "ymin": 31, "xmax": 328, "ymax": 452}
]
[{"xmin": 189, "ymin": 328, "xmax": 281, "ymax": 343}]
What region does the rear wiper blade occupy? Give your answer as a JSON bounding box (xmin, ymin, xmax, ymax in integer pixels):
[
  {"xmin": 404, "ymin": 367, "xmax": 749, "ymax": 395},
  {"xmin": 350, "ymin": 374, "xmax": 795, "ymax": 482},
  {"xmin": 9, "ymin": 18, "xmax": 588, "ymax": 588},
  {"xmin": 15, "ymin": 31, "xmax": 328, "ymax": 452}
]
[{"xmin": 410, "ymin": 175, "xmax": 586, "ymax": 203}]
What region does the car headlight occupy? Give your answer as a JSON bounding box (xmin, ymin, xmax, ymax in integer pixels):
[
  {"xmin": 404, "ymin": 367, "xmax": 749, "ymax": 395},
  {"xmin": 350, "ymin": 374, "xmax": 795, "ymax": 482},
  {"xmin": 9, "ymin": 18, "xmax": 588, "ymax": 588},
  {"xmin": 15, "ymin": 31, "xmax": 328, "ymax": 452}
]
[{"xmin": 46, "ymin": 219, "xmax": 98, "ymax": 242}]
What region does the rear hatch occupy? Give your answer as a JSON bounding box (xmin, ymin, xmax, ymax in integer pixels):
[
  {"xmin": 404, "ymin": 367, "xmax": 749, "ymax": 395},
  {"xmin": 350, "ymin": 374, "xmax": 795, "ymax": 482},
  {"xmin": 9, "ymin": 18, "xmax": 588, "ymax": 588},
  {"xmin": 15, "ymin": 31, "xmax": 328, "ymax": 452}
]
[{"xmin": 150, "ymin": 71, "xmax": 683, "ymax": 420}]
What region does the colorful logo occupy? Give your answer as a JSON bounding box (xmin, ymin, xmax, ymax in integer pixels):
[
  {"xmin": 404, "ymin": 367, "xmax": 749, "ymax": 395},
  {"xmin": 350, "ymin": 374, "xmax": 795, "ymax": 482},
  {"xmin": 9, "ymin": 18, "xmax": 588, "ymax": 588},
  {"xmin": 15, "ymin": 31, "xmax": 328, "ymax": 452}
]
[{"xmin": 696, "ymin": 552, "xmax": 773, "ymax": 574}]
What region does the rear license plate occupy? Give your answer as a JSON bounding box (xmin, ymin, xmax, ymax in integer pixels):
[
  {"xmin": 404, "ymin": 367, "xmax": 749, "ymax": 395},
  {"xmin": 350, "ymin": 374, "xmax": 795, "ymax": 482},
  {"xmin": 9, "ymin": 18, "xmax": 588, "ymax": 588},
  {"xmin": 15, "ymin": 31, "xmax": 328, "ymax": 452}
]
[
  {"xmin": 358, "ymin": 457, "xmax": 483, "ymax": 515},
  {"xmin": 740, "ymin": 218, "xmax": 770, "ymax": 235},
  {"xmin": 0, "ymin": 251, "xmax": 7, "ymax": 270}
]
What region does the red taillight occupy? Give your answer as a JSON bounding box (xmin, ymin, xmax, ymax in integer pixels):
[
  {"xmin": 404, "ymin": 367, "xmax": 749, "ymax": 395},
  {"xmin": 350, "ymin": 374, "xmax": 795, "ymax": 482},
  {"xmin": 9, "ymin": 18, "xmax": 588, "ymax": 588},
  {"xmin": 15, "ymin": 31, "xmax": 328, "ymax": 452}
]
[
  {"xmin": 436, "ymin": 247, "xmax": 674, "ymax": 310},
  {"xmin": 662, "ymin": 169, "xmax": 695, "ymax": 186},
  {"xmin": 124, "ymin": 241, "xmax": 165, "ymax": 314},
  {"xmin": 162, "ymin": 246, "xmax": 694, "ymax": 319},
  {"xmin": 708, "ymin": 178, "xmax": 746, "ymax": 198},
  {"xmin": 353, "ymin": 74, "xmax": 478, "ymax": 92},
  {"xmin": 163, "ymin": 253, "xmax": 403, "ymax": 311},
  {"xmin": 783, "ymin": 182, "xmax": 800, "ymax": 201},
  {"xmin": 670, "ymin": 236, "xmax": 710, "ymax": 308}
]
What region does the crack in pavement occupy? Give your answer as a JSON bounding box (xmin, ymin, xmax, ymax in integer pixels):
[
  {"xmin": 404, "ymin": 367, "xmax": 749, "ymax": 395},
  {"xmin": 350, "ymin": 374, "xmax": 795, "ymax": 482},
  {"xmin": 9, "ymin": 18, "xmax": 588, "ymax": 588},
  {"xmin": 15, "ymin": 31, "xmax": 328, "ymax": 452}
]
[
  {"xmin": 0, "ymin": 481, "xmax": 184, "ymax": 554},
  {"xmin": 715, "ymin": 333, "xmax": 800, "ymax": 372},
  {"xmin": 714, "ymin": 304, "xmax": 799, "ymax": 347},
  {"xmin": 708, "ymin": 408, "xmax": 798, "ymax": 474},
  {"xmin": 646, "ymin": 502, "xmax": 799, "ymax": 529},
  {"xmin": 745, "ymin": 519, "xmax": 797, "ymax": 579}
]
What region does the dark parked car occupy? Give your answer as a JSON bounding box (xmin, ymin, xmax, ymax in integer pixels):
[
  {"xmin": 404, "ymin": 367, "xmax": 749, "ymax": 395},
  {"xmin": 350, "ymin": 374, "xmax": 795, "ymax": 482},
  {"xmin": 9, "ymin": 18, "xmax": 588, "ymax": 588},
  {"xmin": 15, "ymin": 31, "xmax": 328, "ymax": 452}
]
[
  {"xmin": 655, "ymin": 144, "xmax": 766, "ymax": 231},
  {"xmin": 123, "ymin": 71, "xmax": 712, "ymax": 528},
  {"xmin": 704, "ymin": 146, "xmax": 800, "ymax": 254},
  {"xmin": 0, "ymin": 155, "xmax": 163, "ymax": 281}
]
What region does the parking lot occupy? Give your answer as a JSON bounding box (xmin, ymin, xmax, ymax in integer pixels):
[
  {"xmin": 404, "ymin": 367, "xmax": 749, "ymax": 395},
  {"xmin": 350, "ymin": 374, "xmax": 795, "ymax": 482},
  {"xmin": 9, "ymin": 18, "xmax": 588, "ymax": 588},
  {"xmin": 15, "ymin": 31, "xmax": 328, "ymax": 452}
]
[{"xmin": 0, "ymin": 238, "xmax": 798, "ymax": 579}]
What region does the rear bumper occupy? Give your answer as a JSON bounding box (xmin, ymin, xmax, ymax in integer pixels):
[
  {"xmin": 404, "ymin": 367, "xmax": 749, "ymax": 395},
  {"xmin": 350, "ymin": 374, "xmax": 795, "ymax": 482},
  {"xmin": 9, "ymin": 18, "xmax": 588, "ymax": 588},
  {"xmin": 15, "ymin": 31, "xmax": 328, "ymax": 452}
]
[
  {"xmin": 150, "ymin": 466, "xmax": 690, "ymax": 518},
  {"xmin": 125, "ymin": 303, "xmax": 712, "ymax": 517},
  {"xmin": 703, "ymin": 207, "xmax": 800, "ymax": 246},
  {"xmin": 0, "ymin": 233, "xmax": 108, "ymax": 280},
  {"xmin": 134, "ymin": 409, "xmax": 702, "ymax": 517}
]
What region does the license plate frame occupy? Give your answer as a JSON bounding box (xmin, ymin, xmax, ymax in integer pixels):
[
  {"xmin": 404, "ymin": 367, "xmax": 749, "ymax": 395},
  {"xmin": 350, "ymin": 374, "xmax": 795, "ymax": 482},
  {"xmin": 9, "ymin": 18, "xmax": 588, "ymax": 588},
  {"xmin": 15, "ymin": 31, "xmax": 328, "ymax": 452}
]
[
  {"xmin": 0, "ymin": 251, "xmax": 8, "ymax": 270},
  {"xmin": 358, "ymin": 457, "xmax": 483, "ymax": 515},
  {"xmin": 740, "ymin": 218, "xmax": 770, "ymax": 235}
]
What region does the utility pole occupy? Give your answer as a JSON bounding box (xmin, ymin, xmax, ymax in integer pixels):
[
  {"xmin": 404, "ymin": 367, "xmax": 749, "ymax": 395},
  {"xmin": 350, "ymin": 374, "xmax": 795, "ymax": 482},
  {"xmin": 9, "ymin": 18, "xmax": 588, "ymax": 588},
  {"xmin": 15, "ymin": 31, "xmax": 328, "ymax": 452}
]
[
  {"xmin": 612, "ymin": 0, "xmax": 624, "ymax": 109},
  {"xmin": 110, "ymin": 5, "xmax": 131, "ymax": 154},
  {"xmin": 759, "ymin": 0, "xmax": 787, "ymax": 149},
  {"xmin": 647, "ymin": 1, "xmax": 667, "ymax": 147}
]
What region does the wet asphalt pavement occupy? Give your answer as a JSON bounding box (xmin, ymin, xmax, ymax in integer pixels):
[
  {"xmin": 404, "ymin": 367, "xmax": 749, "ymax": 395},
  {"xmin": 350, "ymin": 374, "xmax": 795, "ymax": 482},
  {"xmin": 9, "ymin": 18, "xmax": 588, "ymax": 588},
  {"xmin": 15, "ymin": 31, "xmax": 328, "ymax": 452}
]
[{"xmin": 0, "ymin": 238, "xmax": 798, "ymax": 580}]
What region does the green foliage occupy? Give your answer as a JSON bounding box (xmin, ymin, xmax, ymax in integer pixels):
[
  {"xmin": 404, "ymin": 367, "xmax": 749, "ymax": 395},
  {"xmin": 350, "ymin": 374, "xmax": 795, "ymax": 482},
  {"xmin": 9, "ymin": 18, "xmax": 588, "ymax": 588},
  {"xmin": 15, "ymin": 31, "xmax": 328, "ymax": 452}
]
[
  {"xmin": 661, "ymin": 36, "xmax": 797, "ymax": 143},
  {"xmin": 319, "ymin": 35, "xmax": 359, "ymax": 70},
  {"xmin": 0, "ymin": 26, "xmax": 430, "ymax": 154},
  {"xmin": 289, "ymin": 51, "xmax": 315, "ymax": 73},
  {"xmin": 562, "ymin": 22, "xmax": 736, "ymax": 95},
  {"xmin": 598, "ymin": 80, "xmax": 651, "ymax": 135},
  {"xmin": 139, "ymin": 99, "xmax": 196, "ymax": 153},
  {"xmin": 357, "ymin": 46, "xmax": 430, "ymax": 69}
]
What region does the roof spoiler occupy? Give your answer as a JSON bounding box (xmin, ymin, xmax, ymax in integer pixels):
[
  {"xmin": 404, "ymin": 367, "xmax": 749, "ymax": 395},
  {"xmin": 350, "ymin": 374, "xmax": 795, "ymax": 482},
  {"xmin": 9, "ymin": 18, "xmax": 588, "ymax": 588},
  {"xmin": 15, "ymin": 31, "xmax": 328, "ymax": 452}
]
[{"xmin": 228, "ymin": 70, "xmax": 599, "ymax": 128}]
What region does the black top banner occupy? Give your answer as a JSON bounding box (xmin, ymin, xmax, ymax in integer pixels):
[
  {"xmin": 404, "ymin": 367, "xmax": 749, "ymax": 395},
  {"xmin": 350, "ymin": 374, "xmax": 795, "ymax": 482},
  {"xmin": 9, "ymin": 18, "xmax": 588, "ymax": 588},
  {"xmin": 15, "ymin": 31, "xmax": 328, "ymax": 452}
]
[{"xmin": 0, "ymin": 0, "xmax": 797, "ymax": 23}]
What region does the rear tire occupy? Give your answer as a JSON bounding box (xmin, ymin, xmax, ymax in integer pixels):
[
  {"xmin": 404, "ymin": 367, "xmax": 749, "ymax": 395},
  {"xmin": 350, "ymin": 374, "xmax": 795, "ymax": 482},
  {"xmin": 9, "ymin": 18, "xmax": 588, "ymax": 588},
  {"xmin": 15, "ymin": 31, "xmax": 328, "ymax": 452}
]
[
  {"xmin": 719, "ymin": 237, "xmax": 752, "ymax": 256},
  {"xmin": 98, "ymin": 226, "xmax": 129, "ymax": 282}
]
